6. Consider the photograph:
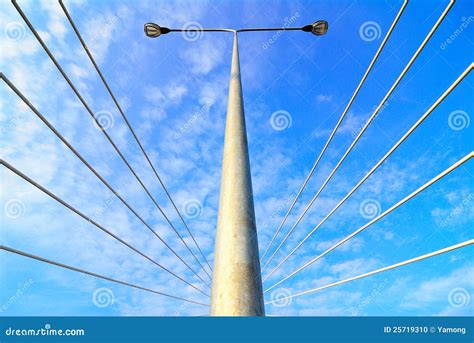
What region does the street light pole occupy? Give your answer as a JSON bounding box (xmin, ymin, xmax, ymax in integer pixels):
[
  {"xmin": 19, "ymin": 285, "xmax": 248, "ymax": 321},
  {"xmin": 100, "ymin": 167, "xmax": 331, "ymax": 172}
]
[
  {"xmin": 144, "ymin": 20, "xmax": 328, "ymax": 316},
  {"xmin": 211, "ymin": 32, "xmax": 264, "ymax": 316}
]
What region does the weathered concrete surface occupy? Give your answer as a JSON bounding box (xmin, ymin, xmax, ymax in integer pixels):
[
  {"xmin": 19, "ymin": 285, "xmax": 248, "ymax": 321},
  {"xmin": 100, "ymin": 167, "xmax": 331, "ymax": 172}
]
[{"xmin": 210, "ymin": 34, "xmax": 265, "ymax": 316}]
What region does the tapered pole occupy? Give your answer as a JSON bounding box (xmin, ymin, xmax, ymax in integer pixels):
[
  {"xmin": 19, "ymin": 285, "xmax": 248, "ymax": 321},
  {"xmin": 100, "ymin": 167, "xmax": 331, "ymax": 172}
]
[{"xmin": 210, "ymin": 33, "xmax": 265, "ymax": 316}]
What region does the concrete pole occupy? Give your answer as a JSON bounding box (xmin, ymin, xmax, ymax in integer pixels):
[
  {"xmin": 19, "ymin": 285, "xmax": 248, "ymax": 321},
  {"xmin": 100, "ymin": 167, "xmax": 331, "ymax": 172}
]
[{"xmin": 210, "ymin": 33, "xmax": 265, "ymax": 316}]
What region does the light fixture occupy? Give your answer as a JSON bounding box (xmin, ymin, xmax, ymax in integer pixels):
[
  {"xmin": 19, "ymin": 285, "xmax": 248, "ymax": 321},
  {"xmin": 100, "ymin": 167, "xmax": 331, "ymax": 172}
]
[
  {"xmin": 302, "ymin": 20, "xmax": 329, "ymax": 36},
  {"xmin": 144, "ymin": 23, "xmax": 170, "ymax": 38}
]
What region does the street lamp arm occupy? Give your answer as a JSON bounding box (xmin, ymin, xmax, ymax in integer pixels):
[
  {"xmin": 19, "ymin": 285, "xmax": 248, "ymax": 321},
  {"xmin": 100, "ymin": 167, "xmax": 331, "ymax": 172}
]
[
  {"xmin": 169, "ymin": 28, "xmax": 236, "ymax": 33},
  {"xmin": 236, "ymin": 27, "xmax": 303, "ymax": 32},
  {"xmin": 169, "ymin": 26, "xmax": 316, "ymax": 33},
  {"xmin": 168, "ymin": 27, "xmax": 303, "ymax": 33},
  {"xmin": 144, "ymin": 20, "xmax": 328, "ymax": 38}
]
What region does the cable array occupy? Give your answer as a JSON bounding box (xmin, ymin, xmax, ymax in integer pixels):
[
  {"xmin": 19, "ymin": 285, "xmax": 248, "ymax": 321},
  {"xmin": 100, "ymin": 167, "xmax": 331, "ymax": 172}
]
[
  {"xmin": 0, "ymin": 245, "xmax": 208, "ymax": 306},
  {"xmin": 1, "ymin": 74, "xmax": 209, "ymax": 289},
  {"xmin": 59, "ymin": 0, "xmax": 212, "ymax": 276},
  {"xmin": 262, "ymin": 0, "xmax": 456, "ymax": 275},
  {"xmin": 261, "ymin": 0, "xmax": 409, "ymax": 262},
  {"xmin": 263, "ymin": 64, "xmax": 473, "ymax": 283},
  {"xmin": 265, "ymin": 240, "xmax": 473, "ymax": 305},
  {"xmin": 11, "ymin": 0, "xmax": 211, "ymax": 284},
  {"xmin": 1, "ymin": 158, "xmax": 210, "ymax": 298},
  {"xmin": 264, "ymin": 152, "xmax": 473, "ymax": 291}
]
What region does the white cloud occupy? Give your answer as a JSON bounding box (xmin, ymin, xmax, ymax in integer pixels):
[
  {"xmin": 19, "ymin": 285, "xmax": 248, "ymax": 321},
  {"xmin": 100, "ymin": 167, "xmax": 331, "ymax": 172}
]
[
  {"xmin": 81, "ymin": 7, "xmax": 126, "ymax": 63},
  {"xmin": 40, "ymin": 1, "xmax": 68, "ymax": 41},
  {"xmin": 329, "ymin": 257, "xmax": 379, "ymax": 278},
  {"xmin": 400, "ymin": 264, "xmax": 474, "ymax": 315},
  {"xmin": 144, "ymin": 84, "xmax": 188, "ymax": 104},
  {"xmin": 315, "ymin": 94, "xmax": 332, "ymax": 103},
  {"xmin": 180, "ymin": 39, "xmax": 225, "ymax": 75}
]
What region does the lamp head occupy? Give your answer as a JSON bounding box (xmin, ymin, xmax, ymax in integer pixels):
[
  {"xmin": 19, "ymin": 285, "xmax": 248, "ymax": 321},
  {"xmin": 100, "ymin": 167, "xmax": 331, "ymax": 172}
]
[
  {"xmin": 144, "ymin": 23, "xmax": 171, "ymax": 38},
  {"xmin": 302, "ymin": 20, "xmax": 329, "ymax": 36}
]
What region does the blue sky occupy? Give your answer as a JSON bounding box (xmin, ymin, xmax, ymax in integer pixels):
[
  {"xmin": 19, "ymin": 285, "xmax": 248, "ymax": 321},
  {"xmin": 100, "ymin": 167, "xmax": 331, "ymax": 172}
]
[{"xmin": 0, "ymin": 0, "xmax": 473, "ymax": 316}]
